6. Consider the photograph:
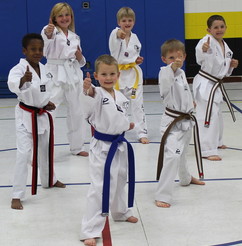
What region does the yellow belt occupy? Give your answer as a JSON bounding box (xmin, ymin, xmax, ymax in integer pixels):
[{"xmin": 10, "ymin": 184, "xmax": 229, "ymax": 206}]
[{"xmin": 115, "ymin": 63, "xmax": 139, "ymax": 99}]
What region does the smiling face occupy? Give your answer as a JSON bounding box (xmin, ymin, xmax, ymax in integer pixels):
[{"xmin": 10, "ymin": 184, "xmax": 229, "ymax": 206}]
[
  {"xmin": 207, "ymin": 20, "xmax": 227, "ymax": 41},
  {"xmin": 94, "ymin": 63, "xmax": 120, "ymax": 92},
  {"xmin": 118, "ymin": 16, "xmax": 135, "ymax": 33},
  {"xmin": 22, "ymin": 39, "xmax": 43, "ymax": 67},
  {"xmin": 55, "ymin": 7, "xmax": 72, "ymax": 31}
]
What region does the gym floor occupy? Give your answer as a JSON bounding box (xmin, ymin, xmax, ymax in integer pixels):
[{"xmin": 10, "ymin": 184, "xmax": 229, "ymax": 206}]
[{"xmin": 0, "ymin": 83, "xmax": 242, "ymax": 246}]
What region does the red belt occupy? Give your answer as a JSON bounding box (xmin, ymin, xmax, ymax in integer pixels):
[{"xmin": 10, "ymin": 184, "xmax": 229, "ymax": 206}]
[{"xmin": 19, "ymin": 102, "xmax": 54, "ymax": 195}]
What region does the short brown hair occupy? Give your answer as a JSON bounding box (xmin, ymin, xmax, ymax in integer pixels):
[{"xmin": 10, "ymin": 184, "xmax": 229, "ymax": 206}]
[
  {"xmin": 161, "ymin": 39, "xmax": 185, "ymax": 57},
  {"xmin": 95, "ymin": 55, "xmax": 119, "ymax": 73},
  {"xmin": 116, "ymin": 7, "xmax": 135, "ymax": 23},
  {"xmin": 207, "ymin": 15, "xmax": 226, "ymax": 28}
]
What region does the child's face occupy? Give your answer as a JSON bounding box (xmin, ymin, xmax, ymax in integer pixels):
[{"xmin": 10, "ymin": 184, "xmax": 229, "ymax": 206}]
[
  {"xmin": 207, "ymin": 20, "xmax": 226, "ymax": 41},
  {"xmin": 55, "ymin": 8, "xmax": 72, "ymax": 30},
  {"xmin": 94, "ymin": 63, "xmax": 120, "ymax": 92},
  {"xmin": 162, "ymin": 50, "xmax": 186, "ymax": 65},
  {"xmin": 118, "ymin": 17, "xmax": 135, "ymax": 32},
  {"xmin": 22, "ymin": 39, "xmax": 43, "ymax": 66}
]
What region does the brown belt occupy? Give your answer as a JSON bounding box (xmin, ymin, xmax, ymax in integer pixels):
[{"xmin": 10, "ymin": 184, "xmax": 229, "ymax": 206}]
[
  {"xmin": 156, "ymin": 107, "xmax": 204, "ymax": 181},
  {"xmin": 198, "ymin": 70, "xmax": 236, "ymax": 127}
]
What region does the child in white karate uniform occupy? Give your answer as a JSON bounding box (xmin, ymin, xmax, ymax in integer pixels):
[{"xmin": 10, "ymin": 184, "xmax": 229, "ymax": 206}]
[
  {"xmin": 80, "ymin": 55, "xmax": 138, "ymax": 246},
  {"xmin": 7, "ymin": 33, "xmax": 65, "ymax": 210},
  {"xmin": 109, "ymin": 7, "xmax": 149, "ymax": 144},
  {"xmin": 193, "ymin": 15, "xmax": 239, "ymax": 161},
  {"xmin": 41, "ymin": 2, "xmax": 88, "ymax": 156},
  {"xmin": 155, "ymin": 40, "xmax": 205, "ymax": 208}
]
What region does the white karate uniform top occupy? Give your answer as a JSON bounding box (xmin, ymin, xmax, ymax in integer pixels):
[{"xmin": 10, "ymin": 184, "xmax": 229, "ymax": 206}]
[
  {"xmin": 155, "ymin": 64, "xmax": 194, "ymax": 204},
  {"xmin": 80, "ymin": 87, "xmax": 133, "ymax": 240},
  {"xmin": 193, "ymin": 34, "xmax": 234, "ymax": 156},
  {"xmin": 8, "ymin": 58, "xmax": 57, "ymax": 199},
  {"xmin": 109, "ymin": 27, "xmax": 148, "ymax": 139},
  {"xmin": 41, "ymin": 26, "xmax": 87, "ymax": 154}
]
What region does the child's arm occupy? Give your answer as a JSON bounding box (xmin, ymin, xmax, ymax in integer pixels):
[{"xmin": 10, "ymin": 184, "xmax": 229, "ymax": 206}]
[
  {"xmin": 19, "ymin": 66, "xmax": 32, "ymax": 89},
  {"xmin": 83, "ymin": 72, "xmax": 95, "ymax": 97},
  {"xmin": 44, "ymin": 19, "xmax": 55, "ymax": 39}
]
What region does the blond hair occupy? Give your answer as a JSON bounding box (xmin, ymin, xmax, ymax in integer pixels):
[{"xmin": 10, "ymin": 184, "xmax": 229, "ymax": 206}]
[
  {"xmin": 116, "ymin": 7, "xmax": 135, "ymax": 23},
  {"xmin": 95, "ymin": 55, "xmax": 119, "ymax": 73},
  {"xmin": 161, "ymin": 39, "xmax": 186, "ymax": 57},
  {"xmin": 49, "ymin": 2, "xmax": 75, "ymax": 32}
]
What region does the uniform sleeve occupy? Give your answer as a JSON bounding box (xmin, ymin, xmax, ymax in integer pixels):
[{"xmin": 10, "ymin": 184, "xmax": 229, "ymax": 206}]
[
  {"xmin": 78, "ymin": 44, "xmax": 86, "ymax": 67},
  {"xmin": 109, "ymin": 27, "xmax": 122, "ymax": 59},
  {"xmin": 195, "ymin": 37, "xmax": 212, "ymax": 66},
  {"xmin": 158, "ymin": 65, "xmax": 175, "ymax": 99},
  {"xmin": 41, "ymin": 25, "xmax": 58, "ymax": 57},
  {"xmin": 7, "ymin": 65, "xmax": 31, "ymax": 95}
]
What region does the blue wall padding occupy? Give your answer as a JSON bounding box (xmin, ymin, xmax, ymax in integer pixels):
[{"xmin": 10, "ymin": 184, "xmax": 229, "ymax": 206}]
[{"xmin": 0, "ymin": 0, "xmax": 184, "ymax": 97}]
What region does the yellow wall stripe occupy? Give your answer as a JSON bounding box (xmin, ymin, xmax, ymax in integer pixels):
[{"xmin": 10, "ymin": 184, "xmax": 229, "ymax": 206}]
[{"xmin": 185, "ymin": 12, "xmax": 242, "ymax": 39}]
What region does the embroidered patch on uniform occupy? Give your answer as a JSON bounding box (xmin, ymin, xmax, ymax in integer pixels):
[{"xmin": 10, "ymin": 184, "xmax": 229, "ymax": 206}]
[
  {"xmin": 122, "ymin": 101, "xmax": 129, "ymax": 110},
  {"xmin": 116, "ymin": 104, "xmax": 123, "ymax": 112},
  {"xmin": 134, "ymin": 45, "xmax": 140, "ymax": 52},
  {"xmin": 102, "ymin": 98, "xmax": 109, "ymax": 105},
  {"xmin": 46, "ymin": 72, "xmax": 53, "ymax": 79},
  {"xmin": 226, "ymin": 51, "xmax": 232, "ymax": 58},
  {"xmin": 40, "ymin": 85, "xmax": 46, "ymax": 92},
  {"xmin": 175, "ymin": 149, "xmax": 180, "ymax": 154}
]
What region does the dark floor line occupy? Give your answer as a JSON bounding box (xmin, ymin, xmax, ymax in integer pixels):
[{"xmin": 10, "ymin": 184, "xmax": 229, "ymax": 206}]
[
  {"xmin": 1, "ymin": 142, "xmax": 242, "ymax": 152},
  {"xmin": 1, "ymin": 177, "xmax": 242, "ymax": 189},
  {"xmin": 211, "ymin": 240, "xmax": 242, "ymax": 246}
]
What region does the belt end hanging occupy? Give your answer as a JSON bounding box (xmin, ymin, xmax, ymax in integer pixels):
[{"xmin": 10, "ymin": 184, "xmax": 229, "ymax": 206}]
[
  {"xmin": 199, "ymin": 173, "xmax": 204, "ymax": 179},
  {"xmin": 102, "ymin": 213, "xmax": 109, "ymax": 217},
  {"xmin": 131, "ymin": 88, "xmax": 136, "ymax": 99},
  {"xmin": 204, "ymin": 121, "xmax": 210, "ymax": 127}
]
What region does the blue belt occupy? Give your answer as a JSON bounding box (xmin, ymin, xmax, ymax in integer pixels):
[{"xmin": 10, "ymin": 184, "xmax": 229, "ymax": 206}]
[{"xmin": 94, "ymin": 130, "xmax": 135, "ymax": 216}]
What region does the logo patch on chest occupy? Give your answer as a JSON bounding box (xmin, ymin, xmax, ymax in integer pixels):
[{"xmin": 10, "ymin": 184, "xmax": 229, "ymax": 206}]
[{"xmin": 40, "ymin": 85, "xmax": 46, "ymax": 92}]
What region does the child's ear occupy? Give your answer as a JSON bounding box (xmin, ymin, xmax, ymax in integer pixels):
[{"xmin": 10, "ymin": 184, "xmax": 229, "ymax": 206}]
[
  {"xmin": 161, "ymin": 56, "xmax": 167, "ymax": 64},
  {"xmin": 207, "ymin": 28, "xmax": 211, "ymax": 34},
  {"xmin": 93, "ymin": 72, "xmax": 98, "ymax": 80},
  {"xmin": 22, "ymin": 47, "xmax": 27, "ymax": 56}
]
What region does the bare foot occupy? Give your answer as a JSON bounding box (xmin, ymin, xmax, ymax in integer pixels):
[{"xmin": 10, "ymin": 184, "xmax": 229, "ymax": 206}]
[
  {"xmin": 218, "ymin": 145, "xmax": 227, "ymax": 149},
  {"xmin": 191, "ymin": 176, "xmax": 205, "ymax": 185},
  {"xmin": 54, "ymin": 180, "xmax": 66, "ymax": 188},
  {"xmin": 155, "ymin": 200, "xmax": 171, "ymax": 208},
  {"xmin": 77, "ymin": 151, "xmax": 89, "ymax": 157},
  {"xmin": 203, "ymin": 155, "xmax": 222, "ymax": 161},
  {"xmin": 84, "ymin": 238, "xmax": 96, "ymax": 246},
  {"xmin": 11, "ymin": 199, "xmax": 23, "ymax": 210},
  {"xmin": 139, "ymin": 137, "xmax": 149, "ymax": 144},
  {"xmin": 126, "ymin": 216, "xmax": 138, "ymax": 223}
]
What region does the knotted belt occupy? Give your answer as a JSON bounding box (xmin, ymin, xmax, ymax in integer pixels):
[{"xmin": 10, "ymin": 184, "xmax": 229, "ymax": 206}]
[
  {"xmin": 115, "ymin": 63, "xmax": 139, "ymax": 99},
  {"xmin": 94, "ymin": 130, "xmax": 135, "ymax": 216},
  {"xmin": 198, "ymin": 69, "xmax": 236, "ymax": 127},
  {"xmin": 47, "ymin": 58, "xmax": 83, "ymax": 90},
  {"xmin": 156, "ymin": 107, "xmax": 204, "ymax": 181},
  {"xmin": 19, "ymin": 102, "xmax": 54, "ymax": 195}
]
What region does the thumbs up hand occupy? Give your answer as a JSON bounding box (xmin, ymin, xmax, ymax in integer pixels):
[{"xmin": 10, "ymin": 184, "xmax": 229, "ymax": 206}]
[
  {"xmin": 19, "ymin": 66, "xmax": 32, "ymax": 88},
  {"xmin": 75, "ymin": 45, "xmax": 83, "ymax": 62},
  {"xmin": 202, "ymin": 36, "xmax": 210, "ymax": 52},
  {"xmin": 117, "ymin": 29, "xmax": 126, "ymax": 40},
  {"xmin": 44, "ymin": 18, "xmax": 55, "ymax": 38},
  {"xmin": 171, "ymin": 51, "xmax": 184, "ymax": 72},
  {"xmin": 83, "ymin": 72, "xmax": 94, "ymax": 96}
]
